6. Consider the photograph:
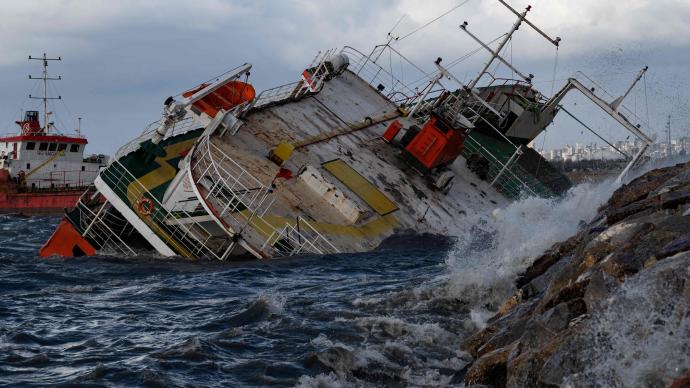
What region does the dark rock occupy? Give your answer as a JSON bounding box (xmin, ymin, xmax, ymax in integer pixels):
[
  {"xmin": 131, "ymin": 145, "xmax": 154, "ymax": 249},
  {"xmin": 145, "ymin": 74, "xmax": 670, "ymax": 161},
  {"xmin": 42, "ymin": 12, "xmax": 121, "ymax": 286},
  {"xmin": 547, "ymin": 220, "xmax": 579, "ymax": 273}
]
[
  {"xmin": 538, "ymin": 334, "xmax": 594, "ymax": 387},
  {"xmin": 516, "ymin": 234, "xmax": 582, "ymax": 289},
  {"xmin": 515, "ymin": 251, "xmax": 559, "ymax": 290},
  {"xmin": 658, "ymin": 232, "xmax": 690, "ymax": 259},
  {"xmin": 520, "ymin": 258, "xmax": 568, "ymax": 300},
  {"xmin": 540, "ymin": 280, "xmax": 589, "ymax": 313},
  {"xmin": 605, "ymin": 163, "xmax": 687, "ymax": 210},
  {"xmin": 599, "ymin": 250, "xmax": 644, "ymax": 280},
  {"xmin": 583, "ymin": 270, "xmax": 618, "ymax": 310},
  {"xmin": 465, "ymin": 345, "xmax": 512, "ymax": 387},
  {"xmin": 461, "ymin": 163, "xmax": 690, "ymax": 388},
  {"xmin": 660, "ymin": 188, "xmax": 690, "ymax": 210},
  {"xmin": 605, "ymin": 197, "xmax": 656, "ymax": 225}
]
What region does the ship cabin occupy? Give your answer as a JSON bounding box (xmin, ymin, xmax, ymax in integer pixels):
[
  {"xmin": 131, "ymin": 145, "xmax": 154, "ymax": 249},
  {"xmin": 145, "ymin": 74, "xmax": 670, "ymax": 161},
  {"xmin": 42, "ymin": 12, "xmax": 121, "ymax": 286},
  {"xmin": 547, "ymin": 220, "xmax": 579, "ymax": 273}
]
[{"xmin": 0, "ymin": 110, "xmax": 107, "ymax": 190}]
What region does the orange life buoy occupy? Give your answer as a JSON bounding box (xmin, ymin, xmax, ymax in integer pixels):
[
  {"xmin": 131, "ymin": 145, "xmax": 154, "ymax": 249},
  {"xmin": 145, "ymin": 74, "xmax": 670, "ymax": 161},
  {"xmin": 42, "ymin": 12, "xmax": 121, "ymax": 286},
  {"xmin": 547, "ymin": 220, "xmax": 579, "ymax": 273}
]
[{"xmin": 136, "ymin": 197, "xmax": 155, "ymax": 216}]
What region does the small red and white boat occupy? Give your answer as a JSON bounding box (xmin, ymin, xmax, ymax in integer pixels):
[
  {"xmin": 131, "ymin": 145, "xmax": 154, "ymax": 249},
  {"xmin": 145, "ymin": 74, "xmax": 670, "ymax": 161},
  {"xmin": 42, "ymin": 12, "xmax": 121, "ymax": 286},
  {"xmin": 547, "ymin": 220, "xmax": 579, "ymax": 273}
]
[{"xmin": 0, "ymin": 54, "xmax": 107, "ymax": 215}]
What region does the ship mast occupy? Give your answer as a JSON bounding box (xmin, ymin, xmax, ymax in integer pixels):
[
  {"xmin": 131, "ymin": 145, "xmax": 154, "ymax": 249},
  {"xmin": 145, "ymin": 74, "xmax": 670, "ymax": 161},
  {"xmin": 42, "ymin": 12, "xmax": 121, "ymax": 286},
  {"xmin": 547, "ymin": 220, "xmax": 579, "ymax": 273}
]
[{"xmin": 28, "ymin": 53, "xmax": 62, "ymax": 134}]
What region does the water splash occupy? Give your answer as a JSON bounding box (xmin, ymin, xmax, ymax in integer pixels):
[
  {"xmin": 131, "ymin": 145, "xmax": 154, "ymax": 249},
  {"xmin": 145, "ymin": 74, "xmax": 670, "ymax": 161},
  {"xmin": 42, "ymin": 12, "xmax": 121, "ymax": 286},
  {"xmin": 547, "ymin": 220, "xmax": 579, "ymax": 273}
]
[{"xmin": 444, "ymin": 178, "xmax": 619, "ymax": 315}]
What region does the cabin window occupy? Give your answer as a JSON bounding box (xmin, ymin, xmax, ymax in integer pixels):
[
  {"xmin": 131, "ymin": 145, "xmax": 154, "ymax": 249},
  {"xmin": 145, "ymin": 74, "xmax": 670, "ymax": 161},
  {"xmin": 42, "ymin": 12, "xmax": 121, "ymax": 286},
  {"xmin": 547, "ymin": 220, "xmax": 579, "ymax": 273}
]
[
  {"xmin": 39, "ymin": 142, "xmax": 48, "ymax": 151},
  {"xmin": 48, "ymin": 143, "xmax": 57, "ymax": 151},
  {"xmin": 26, "ymin": 142, "xmax": 36, "ymax": 150},
  {"xmin": 57, "ymin": 143, "xmax": 67, "ymax": 152},
  {"xmin": 70, "ymin": 144, "xmax": 80, "ymax": 152},
  {"xmin": 26, "ymin": 163, "xmax": 31, "ymax": 169}
]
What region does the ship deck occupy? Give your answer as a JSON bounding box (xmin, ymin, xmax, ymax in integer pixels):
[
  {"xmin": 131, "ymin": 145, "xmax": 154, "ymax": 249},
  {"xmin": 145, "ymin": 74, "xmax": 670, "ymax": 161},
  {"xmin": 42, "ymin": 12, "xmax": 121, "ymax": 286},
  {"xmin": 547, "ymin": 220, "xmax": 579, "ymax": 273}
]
[{"xmin": 192, "ymin": 69, "xmax": 507, "ymax": 256}]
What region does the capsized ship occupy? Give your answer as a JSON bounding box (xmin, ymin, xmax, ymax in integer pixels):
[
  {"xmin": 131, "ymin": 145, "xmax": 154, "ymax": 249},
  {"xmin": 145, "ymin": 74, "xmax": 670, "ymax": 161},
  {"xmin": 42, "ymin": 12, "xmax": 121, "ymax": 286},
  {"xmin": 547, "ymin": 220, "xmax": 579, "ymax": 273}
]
[
  {"xmin": 40, "ymin": 2, "xmax": 653, "ymax": 259},
  {"xmin": 0, "ymin": 54, "xmax": 108, "ymax": 215}
]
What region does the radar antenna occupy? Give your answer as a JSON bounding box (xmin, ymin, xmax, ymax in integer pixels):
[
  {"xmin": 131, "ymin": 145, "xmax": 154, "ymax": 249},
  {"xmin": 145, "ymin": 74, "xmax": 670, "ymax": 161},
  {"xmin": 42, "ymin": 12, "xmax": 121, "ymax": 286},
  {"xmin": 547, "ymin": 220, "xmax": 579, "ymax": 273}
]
[{"xmin": 28, "ymin": 53, "xmax": 62, "ymax": 134}]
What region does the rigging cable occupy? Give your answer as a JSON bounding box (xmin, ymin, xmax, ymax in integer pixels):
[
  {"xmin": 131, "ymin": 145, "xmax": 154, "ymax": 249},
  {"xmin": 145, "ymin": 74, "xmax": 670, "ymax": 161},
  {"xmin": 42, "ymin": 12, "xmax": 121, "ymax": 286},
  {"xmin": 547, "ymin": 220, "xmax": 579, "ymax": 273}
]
[
  {"xmin": 389, "ymin": 15, "xmax": 406, "ymax": 36},
  {"xmin": 550, "ymin": 47, "xmax": 559, "ymax": 97},
  {"xmin": 404, "ymin": 33, "xmax": 508, "ymax": 90},
  {"xmin": 642, "ymin": 71, "xmax": 650, "ymax": 127},
  {"xmin": 3, "ymin": 82, "xmax": 37, "ymax": 132},
  {"xmin": 535, "ymin": 46, "xmax": 560, "ymax": 179},
  {"xmin": 397, "ymin": 0, "xmax": 473, "ymax": 42}
]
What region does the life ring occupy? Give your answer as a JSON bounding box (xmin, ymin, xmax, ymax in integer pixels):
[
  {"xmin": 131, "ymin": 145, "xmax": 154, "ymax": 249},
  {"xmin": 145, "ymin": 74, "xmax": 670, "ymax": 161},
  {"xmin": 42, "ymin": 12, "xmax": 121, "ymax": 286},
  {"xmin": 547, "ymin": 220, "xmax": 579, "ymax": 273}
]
[{"xmin": 137, "ymin": 197, "xmax": 155, "ymax": 216}]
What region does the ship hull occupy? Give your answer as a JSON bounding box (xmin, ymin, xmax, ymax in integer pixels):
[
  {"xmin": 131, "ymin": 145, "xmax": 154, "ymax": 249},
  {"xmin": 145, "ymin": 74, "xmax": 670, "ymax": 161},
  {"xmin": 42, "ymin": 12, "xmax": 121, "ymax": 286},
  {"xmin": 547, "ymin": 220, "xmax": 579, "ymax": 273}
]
[{"xmin": 0, "ymin": 189, "xmax": 84, "ymax": 215}]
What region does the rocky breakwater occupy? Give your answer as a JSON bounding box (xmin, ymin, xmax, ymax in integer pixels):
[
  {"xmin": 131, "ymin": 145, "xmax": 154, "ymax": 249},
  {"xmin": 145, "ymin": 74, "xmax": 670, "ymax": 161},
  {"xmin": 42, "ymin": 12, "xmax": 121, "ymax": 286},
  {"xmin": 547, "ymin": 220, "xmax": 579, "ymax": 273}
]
[{"xmin": 462, "ymin": 162, "xmax": 690, "ymax": 387}]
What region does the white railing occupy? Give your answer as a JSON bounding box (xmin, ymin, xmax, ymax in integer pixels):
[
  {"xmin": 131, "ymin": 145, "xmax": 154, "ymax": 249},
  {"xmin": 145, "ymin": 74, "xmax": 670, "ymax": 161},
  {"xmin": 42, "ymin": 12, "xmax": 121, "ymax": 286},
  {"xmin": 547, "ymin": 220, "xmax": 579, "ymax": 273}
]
[
  {"xmin": 244, "ymin": 81, "xmax": 301, "ymax": 113},
  {"xmin": 190, "ymin": 136, "xmax": 339, "ymax": 257},
  {"xmin": 463, "ymin": 136, "xmax": 543, "ymax": 199},
  {"xmin": 71, "ymin": 188, "xmax": 137, "ymax": 256},
  {"xmin": 191, "ymin": 136, "xmax": 274, "ymax": 230},
  {"xmin": 260, "ymin": 216, "xmax": 340, "ymax": 257},
  {"xmin": 341, "ymin": 46, "xmax": 421, "ymax": 105},
  {"xmin": 100, "ymin": 159, "xmax": 236, "ymax": 260},
  {"xmin": 113, "ymin": 115, "xmax": 199, "ymax": 160}
]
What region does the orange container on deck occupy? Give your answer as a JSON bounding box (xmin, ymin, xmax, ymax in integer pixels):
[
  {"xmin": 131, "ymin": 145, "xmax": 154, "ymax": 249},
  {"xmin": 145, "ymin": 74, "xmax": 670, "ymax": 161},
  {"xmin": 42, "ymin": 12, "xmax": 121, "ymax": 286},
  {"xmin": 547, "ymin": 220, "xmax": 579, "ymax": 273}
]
[
  {"xmin": 403, "ymin": 115, "xmax": 465, "ymax": 171},
  {"xmin": 382, "ymin": 120, "xmax": 403, "ymax": 143}
]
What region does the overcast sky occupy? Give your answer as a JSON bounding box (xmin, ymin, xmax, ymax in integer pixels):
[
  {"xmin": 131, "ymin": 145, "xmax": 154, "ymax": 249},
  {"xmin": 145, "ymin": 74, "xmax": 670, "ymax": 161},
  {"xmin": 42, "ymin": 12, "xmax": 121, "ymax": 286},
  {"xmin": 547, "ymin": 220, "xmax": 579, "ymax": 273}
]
[{"xmin": 1, "ymin": 0, "xmax": 689, "ymax": 155}]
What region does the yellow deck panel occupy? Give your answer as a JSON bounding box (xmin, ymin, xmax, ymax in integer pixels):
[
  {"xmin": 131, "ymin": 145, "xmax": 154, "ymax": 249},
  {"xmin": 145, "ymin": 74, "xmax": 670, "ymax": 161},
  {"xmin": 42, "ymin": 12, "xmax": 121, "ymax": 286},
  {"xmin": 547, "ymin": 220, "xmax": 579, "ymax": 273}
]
[{"xmin": 322, "ymin": 159, "xmax": 398, "ymax": 216}]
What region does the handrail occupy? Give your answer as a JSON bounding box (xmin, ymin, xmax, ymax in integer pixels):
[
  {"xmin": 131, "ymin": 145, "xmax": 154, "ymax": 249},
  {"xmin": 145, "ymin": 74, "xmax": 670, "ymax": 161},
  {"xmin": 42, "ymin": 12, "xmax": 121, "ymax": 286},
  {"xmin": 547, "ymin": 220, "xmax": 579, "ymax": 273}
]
[
  {"xmin": 72, "ymin": 188, "xmax": 137, "ymax": 256},
  {"xmin": 340, "ymin": 46, "xmax": 420, "ymax": 106},
  {"xmin": 100, "ymin": 158, "xmax": 236, "ymax": 260},
  {"xmin": 113, "ymin": 115, "xmax": 198, "ymax": 160},
  {"xmin": 190, "ymin": 136, "xmax": 339, "ymax": 257}
]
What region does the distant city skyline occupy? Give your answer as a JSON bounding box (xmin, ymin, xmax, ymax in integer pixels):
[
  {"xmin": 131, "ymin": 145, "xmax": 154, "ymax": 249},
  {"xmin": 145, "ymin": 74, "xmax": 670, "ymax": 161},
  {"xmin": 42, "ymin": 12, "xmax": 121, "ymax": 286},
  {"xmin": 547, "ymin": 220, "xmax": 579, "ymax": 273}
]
[{"xmin": 538, "ymin": 134, "xmax": 690, "ymax": 162}]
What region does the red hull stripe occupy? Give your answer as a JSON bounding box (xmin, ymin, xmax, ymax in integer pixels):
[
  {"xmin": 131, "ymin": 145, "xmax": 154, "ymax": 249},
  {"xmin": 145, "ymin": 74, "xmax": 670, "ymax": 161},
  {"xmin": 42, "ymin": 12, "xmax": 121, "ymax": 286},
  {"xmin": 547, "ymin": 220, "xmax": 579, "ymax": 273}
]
[{"xmin": 0, "ymin": 134, "xmax": 88, "ymax": 144}]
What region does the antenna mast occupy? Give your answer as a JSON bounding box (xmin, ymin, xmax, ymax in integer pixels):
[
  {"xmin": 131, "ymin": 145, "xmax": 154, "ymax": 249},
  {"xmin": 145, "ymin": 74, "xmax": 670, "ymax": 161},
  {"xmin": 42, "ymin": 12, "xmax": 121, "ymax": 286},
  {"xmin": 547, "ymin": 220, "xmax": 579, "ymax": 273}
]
[
  {"xmin": 28, "ymin": 53, "xmax": 62, "ymax": 134},
  {"xmin": 460, "ymin": 1, "xmax": 560, "ymax": 90}
]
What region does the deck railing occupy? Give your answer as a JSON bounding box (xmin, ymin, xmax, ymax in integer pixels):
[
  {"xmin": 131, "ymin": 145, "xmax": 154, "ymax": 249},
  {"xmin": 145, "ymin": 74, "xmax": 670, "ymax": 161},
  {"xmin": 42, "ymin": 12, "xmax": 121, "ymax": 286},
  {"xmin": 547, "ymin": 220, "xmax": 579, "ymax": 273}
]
[
  {"xmin": 261, "ymin": 216, "xmax": 340, "ymax": 257},
  {"xmin": 70, "ymin": 188, "xmax": 137, "ymax": 256},
  {"xmin": 190, "ymin": 136, "xmax": 339, "ymax": 257},
  {"xmin": 341, "ymin": 46, "xmax": 421, "ymax": 106},
  {"xmin": 100, "ymin": 159, "xmax": 237, "ymax": 260},
  {"xmin": 113, "ymin": 115, "xmax": 199, "ymax": 160}
]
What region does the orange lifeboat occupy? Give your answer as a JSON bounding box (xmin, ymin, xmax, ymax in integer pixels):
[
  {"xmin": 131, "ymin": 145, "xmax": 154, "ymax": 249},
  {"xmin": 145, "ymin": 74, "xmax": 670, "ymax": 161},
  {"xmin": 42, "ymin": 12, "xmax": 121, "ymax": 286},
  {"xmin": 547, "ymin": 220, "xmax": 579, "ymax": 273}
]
[{"xmin": 182, "ymin": 80, "xmax": 256, "ymax": 118}]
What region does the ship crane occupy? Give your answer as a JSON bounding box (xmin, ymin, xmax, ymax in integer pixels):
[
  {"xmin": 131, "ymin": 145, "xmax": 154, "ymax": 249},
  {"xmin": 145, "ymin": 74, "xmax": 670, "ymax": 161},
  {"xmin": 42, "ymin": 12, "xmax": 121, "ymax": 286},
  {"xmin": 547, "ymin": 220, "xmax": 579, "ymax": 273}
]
[
  {"xmin": 398, "ymin": 1, "xmax": 561, "ymax": 193},
  {"xmin": 538, "ymin": 67, "xmax": 654, "ymax": 183}
]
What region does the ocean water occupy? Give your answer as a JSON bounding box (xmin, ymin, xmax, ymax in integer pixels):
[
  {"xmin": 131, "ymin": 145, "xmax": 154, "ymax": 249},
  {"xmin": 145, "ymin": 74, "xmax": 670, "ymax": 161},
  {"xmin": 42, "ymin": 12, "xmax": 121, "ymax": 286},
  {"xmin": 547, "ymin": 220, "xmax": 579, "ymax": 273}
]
[{"xmin": 0, "ymin": 167, "xmax": 685, "ymax": 387}]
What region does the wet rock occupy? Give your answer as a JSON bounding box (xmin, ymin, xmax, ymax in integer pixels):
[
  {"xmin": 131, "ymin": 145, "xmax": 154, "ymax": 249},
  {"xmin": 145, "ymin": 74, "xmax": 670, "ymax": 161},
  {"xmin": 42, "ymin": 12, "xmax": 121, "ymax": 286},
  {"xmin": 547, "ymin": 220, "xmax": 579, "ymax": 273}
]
[
  {"xmin": 462, "ymin": 162, "xmax": 690, "ymax": 387},
  {"xmin": 605, "ymin": 163, "xmax": 687, "ymax": 210},
  {"xmin": 520, "ymin": 258, "xmax": 568, "ymax": 301},
  {"xmin": 605, "ymin": 197, "xmax": 656, "ymax": 225},
  {"xmin": 658, "ymin": 232, "xmax": 690, "ymax": 260},
  {"xmin": 660, "ymin": 188, "xmax": 690, "ymax": 209},
  {"xmin": 465, "ymin": 345, "xmax": 512, "ymax": 387},
  {"xmin": 540, "ymin": 279, "xmax": 589, "ymax": 313},
  {"xmin": 515, "ymin": 234, "xmax": 582, "ymax": 290},
  {"xmin": 583, "ymin": 270, "xmax": 618, "ymax": 310}
]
